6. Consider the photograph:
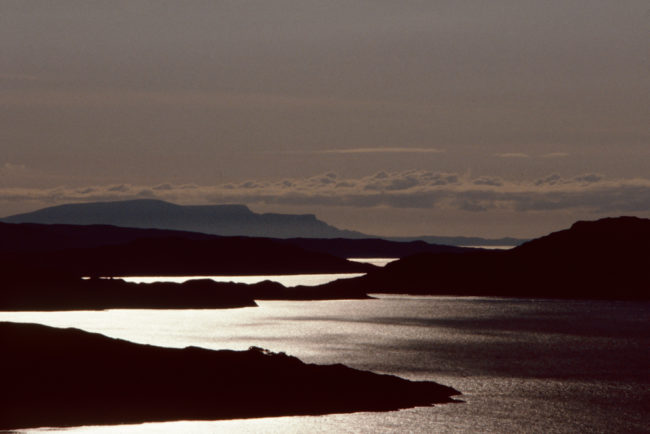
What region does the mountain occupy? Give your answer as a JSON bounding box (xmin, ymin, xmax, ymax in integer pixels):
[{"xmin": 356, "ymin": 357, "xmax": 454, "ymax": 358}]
[
  {"xmin": 318, "ymin": 216, "xmax": 650, "ymax": 299},
  {"xmin": 2, "ymin": 199, "xmax": 522, "ymax": 246},
  {"xmin": 2, "ymin": 322, "xmax": 459, "ymax": 429},
  {"xmin": 1, "ymin": 199, "xmax": 364, "ymax": 239}
]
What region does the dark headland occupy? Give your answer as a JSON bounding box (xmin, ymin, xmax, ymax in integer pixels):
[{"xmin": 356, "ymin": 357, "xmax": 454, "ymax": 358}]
[
  {"xmin": 0, "ymin": 222, "xmax": 374, "ymax": 276},
  {"xmin": 0, "ymin": 219, "xmax": 465, "ymax": 310},
  {"xmin": 0, "ymin": 322, "xmax": 460, "ymax": 430},
  {"xmin": 2, "ymin": 216, "xmax": 649, "ymax": 310},
  {"xmin": 317, "ymin": 216, "xmax": 650, "ymax": 299},
  {"xmin": 0, "ymin": 220, "xmax": 375, "ymax": 310},
  {"xmin": 1, "ymin": 277, "xmax": 374, "ymax": 311}
]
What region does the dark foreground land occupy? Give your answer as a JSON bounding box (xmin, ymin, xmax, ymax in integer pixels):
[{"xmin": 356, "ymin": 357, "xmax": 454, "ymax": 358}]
[
  {"xmin": 1, "ymin": 277, "xmax": 371, "ymax": 311},
  {"xmin": 319, "ymin": 216, "xmax": 650, "ymax": 300},
  {"xmin": 1, "ymin": 322, "xmax": 459, "ymax": 430},
  {"xmin": 3, "ymin": 216, "xmax": 649, "ymax": 311}
]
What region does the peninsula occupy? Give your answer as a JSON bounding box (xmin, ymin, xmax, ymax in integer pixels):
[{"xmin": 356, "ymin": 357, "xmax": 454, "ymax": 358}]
[
  {"xmin": 318, "ymin": 216, "xmax": 650, "ymax": 299},
  {"xmin": 1, "ymin": 322, "xmax": 460, "ymax": 430}
]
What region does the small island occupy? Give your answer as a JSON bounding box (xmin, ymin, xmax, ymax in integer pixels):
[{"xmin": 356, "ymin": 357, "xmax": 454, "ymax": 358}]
[{"xmin": 1, "ymin": 322, "xmax": 460, "ymax": 430}]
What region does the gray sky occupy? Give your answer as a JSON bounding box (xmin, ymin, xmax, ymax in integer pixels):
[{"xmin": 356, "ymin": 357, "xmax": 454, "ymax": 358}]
[{"xmin": 1, "ymin": 0, "xmax": 649, "ymax": 237}]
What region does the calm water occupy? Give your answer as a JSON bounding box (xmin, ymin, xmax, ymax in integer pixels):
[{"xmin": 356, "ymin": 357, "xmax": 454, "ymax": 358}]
[
  {"xmin": 347, "ymin": 258, "xmax": 398, "ymax": 267},
  {"xmin": 2, "ymin": 295, "xmax": 648, "ymax": 433},
  {"xmin": 107, "ymin": 257, "xmax": 393, "ymax": 286},
  {"xmin": 114, "ymin": 273, "xmax": 365, "ymax": 287}
]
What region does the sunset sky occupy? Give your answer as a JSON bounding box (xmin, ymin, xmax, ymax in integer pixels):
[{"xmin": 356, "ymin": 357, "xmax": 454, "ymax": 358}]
[{"xmin": 1, "ymin": 0, "xmax": 648, "ymax": 237}]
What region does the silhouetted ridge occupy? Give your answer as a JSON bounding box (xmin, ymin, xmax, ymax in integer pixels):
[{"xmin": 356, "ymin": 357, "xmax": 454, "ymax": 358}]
[
  {"xmin": 0, "ymin": 221, "xmax": 470, "ymax": 263},
  {"xmin": 1, "ymin": 322, "xmax": 459, "ymax": 429},
  {"xmin": 1, "ymin": 199, "xmax": 530, "ymax": 245},
  {"xmin": 1, "ymin": 277, "xmax": 372, "ymax": 311},
  {"xmin": 514, "ymin": 216, "xmax": 650, "ymax": 256},
  {"xmin": 0, "ymin": 221, "xmax": 375, "ymax": 277},
  {"xmin": 0, "ymin": 221, "xmax": 221, "ymax": 253},
  {"xmin": 1, "ymin": 199, "xmax": 364, "ymax": 238},
  {"xmin": 317, "ymin": 216, "xmax": 650, "ymax": 299}
]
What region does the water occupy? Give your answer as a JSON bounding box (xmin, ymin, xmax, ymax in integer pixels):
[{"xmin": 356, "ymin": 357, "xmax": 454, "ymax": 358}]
[
  {"xmin": 347, "ymin": 258, "xmax": 398, "ymax": 267},
  {"xmin": 2, "ymin": 296, "xmax": 648, "ymax": 433},
  {"xmin": 104, "ymin": 257, "xmax": 394, "ymax": 287},
  {"xmin": 113, "ymin": 273, "xmax": 365, "ymax": 287}
]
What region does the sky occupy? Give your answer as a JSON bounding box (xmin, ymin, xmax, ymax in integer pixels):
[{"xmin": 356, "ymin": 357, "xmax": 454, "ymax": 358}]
[{"xmin": 1, "ymin": 0, "xmax": 648, "ymax": 237}]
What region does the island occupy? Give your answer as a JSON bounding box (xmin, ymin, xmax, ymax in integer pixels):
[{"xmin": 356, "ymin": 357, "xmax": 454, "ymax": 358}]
[{"xmin": 1, "ymin": 322, "xmax": 460, "ymax": 430}]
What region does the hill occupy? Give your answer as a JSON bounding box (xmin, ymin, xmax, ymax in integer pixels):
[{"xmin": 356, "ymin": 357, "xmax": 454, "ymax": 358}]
[
  {"xmin": 318, "ymin": 217, "xmax": 650, "ymax": 299},
  {"xmin": 0, "ymin": 230, "xmax": 373, "ymax": 278},
  {"xmin": 1, "ymin": 322, "xmax": 459, "ymax": 429},
  {"xmin": 0, "ymin": 221, "xmax": 220, "ymax": 253},
  {"xmin": 0, "ymin": 221, "xmax": 471, "ymax": 261}
]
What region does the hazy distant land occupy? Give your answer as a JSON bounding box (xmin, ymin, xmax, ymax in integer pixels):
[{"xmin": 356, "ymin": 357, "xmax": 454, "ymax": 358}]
[{"xmin": 0, "ymin": 199, "xmax": 527, "ymax": 246}]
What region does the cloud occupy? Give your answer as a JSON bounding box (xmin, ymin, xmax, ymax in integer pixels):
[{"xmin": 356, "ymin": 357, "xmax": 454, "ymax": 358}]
[
  {"xmin": 535, "ymin": 174, "xmax": 562, "ymax": 186},
  {"xmin": 573, "ymin": 174, "xmax": 603, "ymax": 184},
  {"xmin": 0, "ymin": 74, "xmax": 40, "ymax": 82},
  {"xmin": 473, "ymin": 177, "xmax": 503, "ymax": 187},
  {"xmin": 496, "ymin": 152, "xmax": 572, "ymax": 159},
  {"xmin": 0, "ymin": 163, "xmax": 28, "ymax": 175},
  {"xmin": 1, "ymin": 171, "xmax": 650, "ymax": 218},
  {"xmin": 542, "ymin": 152, "xmax": 570, "ymax": 158},
  {"xmin": 495, "ymin": 153, "xmax": 530, "ymax": 158},
  {"xmin": 107, "ymin": 184, "xmax": 130, "ymax": 193},
  {"xmin": 317, "ymin": 147, "xmax": 445, "ymax": 154}
]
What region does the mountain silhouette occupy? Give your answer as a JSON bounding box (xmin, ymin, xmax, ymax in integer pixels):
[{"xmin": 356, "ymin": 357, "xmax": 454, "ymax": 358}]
[
  {"xmin": 0, "ymin": 221, "xmax": 471, "ymax": 261},
  {"xmin": 1, "ymin": 199, "xmax": 526, "ymax": 246},
  {"xmin": 318, "ymin": 216, "xmax": 650, "ymax": 299},
  {"xmin": 1, "ymin": 277, "xmax": 373, "ymax": 311},
  {"xmin": 1, "ymin": 199, "xmax": 364, "ymax": 238},
  {"xmin": 2, "ymin": 233, "xmax": 373, "ymax": 277},
  {"xmin": 1, "ymin": 322, "xmax": 459, "ymax": 429},
  {"xmin": 0, "ymin": 221, "xmax": 219, "ymax": 253}
]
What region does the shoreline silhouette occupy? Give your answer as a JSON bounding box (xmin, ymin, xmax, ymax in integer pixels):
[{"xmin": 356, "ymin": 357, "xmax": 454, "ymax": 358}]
[{"xmin": 1, "ymin": 321, "xmax": 460, "ymax": 430}]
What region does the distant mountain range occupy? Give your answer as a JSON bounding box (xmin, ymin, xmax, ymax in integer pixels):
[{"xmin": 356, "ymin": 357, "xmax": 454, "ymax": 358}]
[
  {"xmin": 0, "ymin": 199, "xmax": 363, "ymax": 239},
  {"xmin": 1, "ymin": 199, "xmax": 527, "ymax": 245}
]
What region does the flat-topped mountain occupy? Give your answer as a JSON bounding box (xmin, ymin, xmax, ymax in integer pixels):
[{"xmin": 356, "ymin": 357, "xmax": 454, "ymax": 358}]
[
  {"xmin": 1, "ymin": 322, "xmax": 459, "ymax": 430},
  {"xmin": 320, "ymin": 216, "xmax": 650, "ymax": 299},
  {"xmin": 1, "ymin": 199, "xmax": 524, "ymax": 246},
  {"xmin": 1, "ymin": 199, "xmax": 364, "ymax": 239}
]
